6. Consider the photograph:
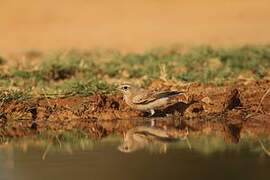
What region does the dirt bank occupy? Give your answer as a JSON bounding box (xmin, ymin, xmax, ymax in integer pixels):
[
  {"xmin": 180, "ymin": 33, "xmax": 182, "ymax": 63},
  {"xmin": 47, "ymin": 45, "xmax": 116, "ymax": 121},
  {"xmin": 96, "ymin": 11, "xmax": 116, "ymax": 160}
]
[{"xmin": 0, "ymin": 80, "xmax": 269, "ymax": 141}]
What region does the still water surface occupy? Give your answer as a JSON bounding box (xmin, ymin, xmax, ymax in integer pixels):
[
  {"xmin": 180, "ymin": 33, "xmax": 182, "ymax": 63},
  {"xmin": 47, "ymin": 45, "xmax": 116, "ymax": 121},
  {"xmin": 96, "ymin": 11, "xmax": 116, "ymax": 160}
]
[{"xmin": 0, "ymin": 135, "xmax": 269, "ymax": 180}]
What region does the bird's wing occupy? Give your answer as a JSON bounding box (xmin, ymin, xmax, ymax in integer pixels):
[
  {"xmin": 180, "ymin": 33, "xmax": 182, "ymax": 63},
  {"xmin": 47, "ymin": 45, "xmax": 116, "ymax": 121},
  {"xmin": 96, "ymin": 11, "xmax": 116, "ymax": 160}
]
[
  {"xmin": 132, "ymin": 91, "xmax": 181, "ymax": 105},
  {"xmin": 131, "ymin": 92, "xmax": 154, "ymax": 104},
  {"xmin": 152, "ymin": 91, "xmax": 181, "ymax": 99}
]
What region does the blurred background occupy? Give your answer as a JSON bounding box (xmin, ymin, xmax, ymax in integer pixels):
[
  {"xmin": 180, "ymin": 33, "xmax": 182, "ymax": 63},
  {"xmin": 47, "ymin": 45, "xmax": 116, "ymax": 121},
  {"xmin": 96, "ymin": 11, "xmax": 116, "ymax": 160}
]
[{"xmin": 1, "ymin": 0, "xmax": 270, "ymax": 54}]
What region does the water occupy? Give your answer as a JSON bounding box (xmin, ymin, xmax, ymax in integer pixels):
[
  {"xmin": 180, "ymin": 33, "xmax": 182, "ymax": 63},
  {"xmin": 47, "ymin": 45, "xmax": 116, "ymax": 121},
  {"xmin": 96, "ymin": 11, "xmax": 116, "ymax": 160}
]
[{"xmin": 0, "ymin": 133, "xmax": 270, "ymax": 180}]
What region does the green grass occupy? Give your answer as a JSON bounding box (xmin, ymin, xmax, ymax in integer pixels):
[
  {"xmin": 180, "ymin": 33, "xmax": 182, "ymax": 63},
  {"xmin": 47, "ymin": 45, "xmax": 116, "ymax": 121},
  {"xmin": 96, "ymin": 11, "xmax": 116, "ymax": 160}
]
[
  {"xmin": 0, "ymin": 45, "xmax": 269, "ymax": 95},
  {"xmin": 0, "ymin": 90, "xmax": 31, "ymax": 103},
  {"xmin": 101, "ymin": 45, "xmax": 270, "ymax": 82},
  {"xmin": 51, "ymin": 78, "xmax": 116, "ymax": 96}
]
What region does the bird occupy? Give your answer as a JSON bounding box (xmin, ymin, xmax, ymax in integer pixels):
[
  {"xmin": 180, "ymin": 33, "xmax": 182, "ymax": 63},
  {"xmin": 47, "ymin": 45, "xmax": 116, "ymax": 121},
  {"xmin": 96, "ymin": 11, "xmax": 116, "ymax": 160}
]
[{"xmin": 118, "ymin": 83, "xmax": 183, "ymax": 116}]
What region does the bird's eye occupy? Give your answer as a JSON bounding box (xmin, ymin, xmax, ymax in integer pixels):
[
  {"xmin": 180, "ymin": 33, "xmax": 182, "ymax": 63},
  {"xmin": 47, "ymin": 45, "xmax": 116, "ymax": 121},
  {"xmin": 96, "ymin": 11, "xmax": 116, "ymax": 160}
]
[{"xmin": 123, "ymin": 86, "xmax": 128, "ymax": 90}]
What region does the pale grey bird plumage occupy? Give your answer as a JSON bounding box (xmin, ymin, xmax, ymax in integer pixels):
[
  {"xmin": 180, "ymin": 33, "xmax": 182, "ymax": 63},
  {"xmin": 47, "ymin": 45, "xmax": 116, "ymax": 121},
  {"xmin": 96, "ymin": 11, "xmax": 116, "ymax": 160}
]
[{"xmin": 118, "ymin": 83, "xmax": 183, "ymax": 115}]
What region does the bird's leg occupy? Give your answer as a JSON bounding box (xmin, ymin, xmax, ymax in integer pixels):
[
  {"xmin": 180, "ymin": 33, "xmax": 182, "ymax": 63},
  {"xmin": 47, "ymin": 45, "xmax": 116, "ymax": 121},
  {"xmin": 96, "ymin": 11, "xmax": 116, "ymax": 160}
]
[
  {"xmin": 149, "ymin": 110, "xmax": 156, "ymax": 126},
  {"xmin": 150, "ymin": 109, "xmax": 155, "ymax": 116},
  {"xmin": 151, "ymin": 119, "xmax": 155, "ymax": 127}
]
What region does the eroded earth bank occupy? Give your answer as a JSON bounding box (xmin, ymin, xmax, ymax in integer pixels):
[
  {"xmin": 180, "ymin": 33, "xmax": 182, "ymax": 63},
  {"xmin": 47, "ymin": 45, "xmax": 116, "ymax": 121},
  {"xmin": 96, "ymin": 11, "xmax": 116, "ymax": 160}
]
[{"xmin": 0, "ymin": 80, "xmax": 269, "ymax": 145}]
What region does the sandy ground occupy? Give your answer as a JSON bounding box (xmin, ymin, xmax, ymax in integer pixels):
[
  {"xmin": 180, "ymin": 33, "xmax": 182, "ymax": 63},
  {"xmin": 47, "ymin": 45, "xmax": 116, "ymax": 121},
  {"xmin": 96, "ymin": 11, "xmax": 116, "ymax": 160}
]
[{"xmin": 1, "ymin": 0, "xmax": 270, "ymax": 54}]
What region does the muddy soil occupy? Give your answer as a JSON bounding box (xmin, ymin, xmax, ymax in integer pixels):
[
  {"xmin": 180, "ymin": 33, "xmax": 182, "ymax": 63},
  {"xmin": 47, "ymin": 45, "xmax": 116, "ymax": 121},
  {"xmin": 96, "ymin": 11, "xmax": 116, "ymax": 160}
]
[{"xmin": 0, "ymin": 80, "xmax": 270, "ymax": 142}]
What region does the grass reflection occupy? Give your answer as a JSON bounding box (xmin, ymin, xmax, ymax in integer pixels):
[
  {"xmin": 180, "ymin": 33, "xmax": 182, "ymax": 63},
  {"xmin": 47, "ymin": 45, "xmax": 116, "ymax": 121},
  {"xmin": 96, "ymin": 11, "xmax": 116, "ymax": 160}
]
[{"xmin": 0, "ymin": 132, "xmax": 269, "ymax": 158}]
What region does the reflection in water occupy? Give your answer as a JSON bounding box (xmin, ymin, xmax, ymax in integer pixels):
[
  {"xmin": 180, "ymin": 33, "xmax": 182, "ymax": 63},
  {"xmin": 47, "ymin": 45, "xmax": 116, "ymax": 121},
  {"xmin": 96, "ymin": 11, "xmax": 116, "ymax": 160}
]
[
  {"xmin": 0, "ymin": 128, "xmax": 270, "ymax": 180},
  {"xmin": 0, "ymin": 135, "xmax": 270, "ymax": 180},
  {"xmin": 0, "ymin": 144, "xmax": 14, "ymax": 180},
  {"xmin": 118, "ymin": 126, "xmax": 185, "ymax": 153}
]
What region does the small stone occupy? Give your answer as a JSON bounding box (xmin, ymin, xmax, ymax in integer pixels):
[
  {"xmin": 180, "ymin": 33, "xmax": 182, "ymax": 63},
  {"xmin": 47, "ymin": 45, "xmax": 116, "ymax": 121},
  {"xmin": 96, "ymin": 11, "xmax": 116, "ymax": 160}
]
[{"xmin": 201, "ymin": 96, "xmax": 213, "ymax": 105}]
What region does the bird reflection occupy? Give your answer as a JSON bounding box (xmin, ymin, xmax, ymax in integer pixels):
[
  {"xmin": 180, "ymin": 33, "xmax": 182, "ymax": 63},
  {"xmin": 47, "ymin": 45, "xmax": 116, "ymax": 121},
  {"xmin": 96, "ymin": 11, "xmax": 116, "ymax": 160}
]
[{"xmin": 118, "ymin": 126, "xmax": 180, "ymax": 153}]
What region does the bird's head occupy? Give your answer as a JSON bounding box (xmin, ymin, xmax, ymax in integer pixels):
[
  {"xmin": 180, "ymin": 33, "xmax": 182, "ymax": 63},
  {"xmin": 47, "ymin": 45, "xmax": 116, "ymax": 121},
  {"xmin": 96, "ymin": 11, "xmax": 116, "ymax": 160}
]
[{"xmin": 117, "ymin": 83, "xmax": 136, "ymax": 95}]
